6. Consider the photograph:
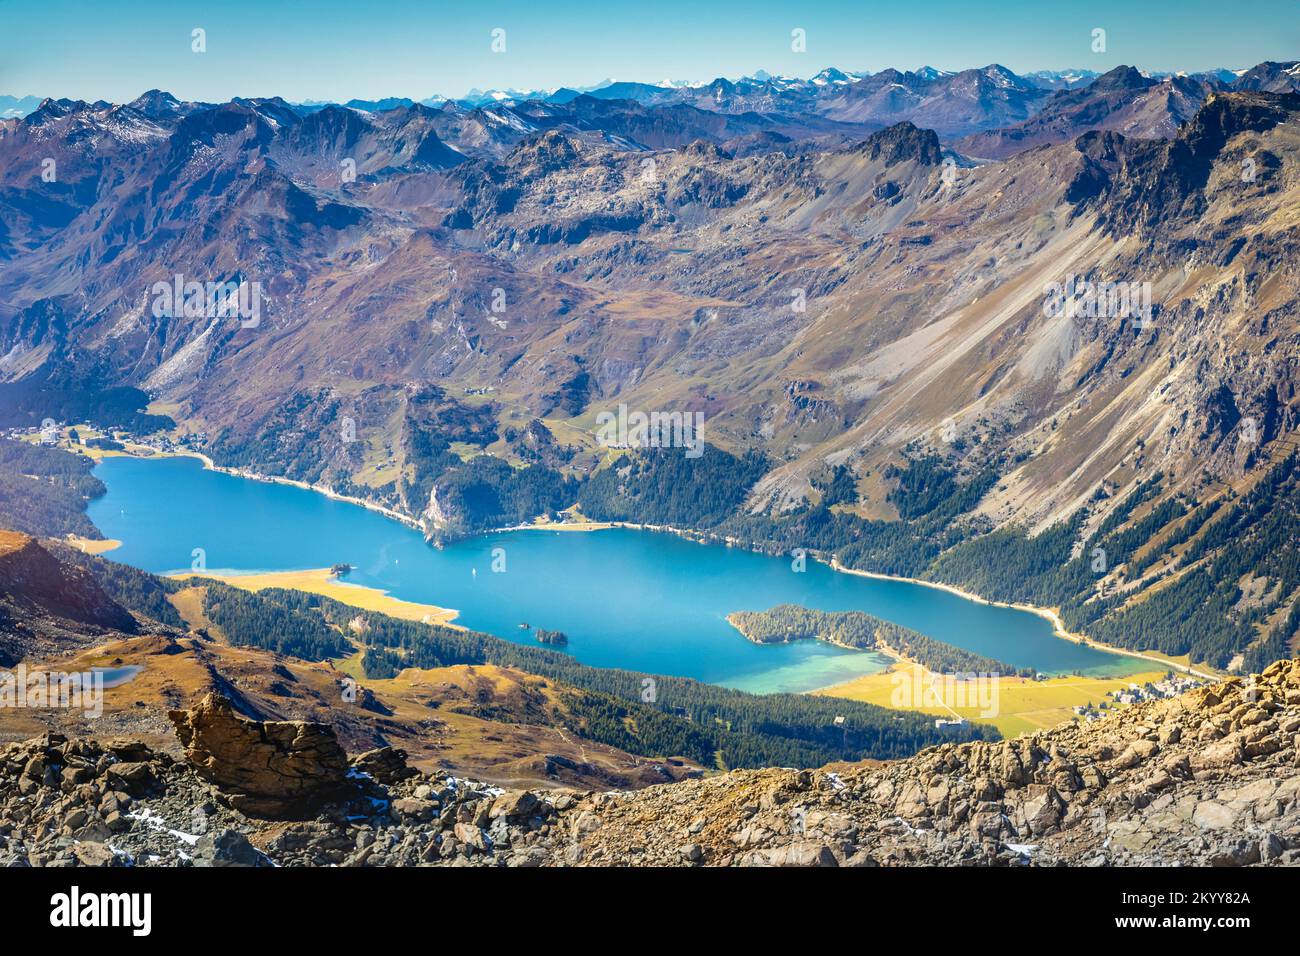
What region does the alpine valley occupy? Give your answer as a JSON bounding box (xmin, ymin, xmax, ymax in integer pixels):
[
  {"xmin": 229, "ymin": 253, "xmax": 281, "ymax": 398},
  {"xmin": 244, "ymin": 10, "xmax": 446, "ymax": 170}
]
[{"xmin": 4, "ymin": 53, "xmax": 1300, "ymax": 870}]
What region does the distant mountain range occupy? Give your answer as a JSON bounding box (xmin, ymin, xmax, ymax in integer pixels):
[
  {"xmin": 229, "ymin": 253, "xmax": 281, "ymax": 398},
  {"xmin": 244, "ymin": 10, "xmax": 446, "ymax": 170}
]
[
  {"xmin": 9, "ymin": 61, "xmax": 1292, "ymax": 119},
  {"xmin": 10, "ymin": 62, "xmax": 1296, "ymax": 159}
]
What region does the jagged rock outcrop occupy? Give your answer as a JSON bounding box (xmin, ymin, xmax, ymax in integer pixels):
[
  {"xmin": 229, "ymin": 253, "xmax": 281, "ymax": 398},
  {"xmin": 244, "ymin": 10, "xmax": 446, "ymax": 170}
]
[
  {"xmin": 4, "ymin": 660, "xmax": 1300, "ymax": 867},
  {"xmin": 167, "ymin": 693, "xmax": 352, "ymax": 817},
  {"xmin": 1074, "ymin": 91, "xmax": 1300, "ymax": 234},
  {"xmin": 850, "ymin": 121, "xmax": 942, "ymax": 165},
  {"xmin": 553, "ymin": 658, "xmax": 1300, "ymax": 866}
]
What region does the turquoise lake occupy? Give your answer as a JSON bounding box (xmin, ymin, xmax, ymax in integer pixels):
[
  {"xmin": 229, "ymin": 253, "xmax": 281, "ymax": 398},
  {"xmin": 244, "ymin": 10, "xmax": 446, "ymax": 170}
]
[{"xmin": 86, "ymin": 455, "xmax": 1140, "ymax": 693}]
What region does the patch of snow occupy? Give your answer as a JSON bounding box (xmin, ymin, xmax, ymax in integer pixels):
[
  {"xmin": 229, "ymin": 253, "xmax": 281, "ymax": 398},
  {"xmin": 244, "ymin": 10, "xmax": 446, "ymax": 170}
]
[{"xmin": 127, "ymin": 806, "xmax": 201, "ymax": 846}]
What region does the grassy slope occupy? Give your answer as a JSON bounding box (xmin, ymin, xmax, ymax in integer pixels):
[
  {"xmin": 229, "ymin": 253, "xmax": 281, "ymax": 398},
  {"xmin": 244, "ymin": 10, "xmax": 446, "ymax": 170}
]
[{"xmin": 818, "ymin": 662, "xmax": 1169, "ymax": 737}]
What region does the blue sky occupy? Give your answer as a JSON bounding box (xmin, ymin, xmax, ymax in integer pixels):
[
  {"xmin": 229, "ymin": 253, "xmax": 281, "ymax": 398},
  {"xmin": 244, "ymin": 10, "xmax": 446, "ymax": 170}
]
[{"xmin": 2, "ymin": 0, "xmax": 1297, "ymax": 102}]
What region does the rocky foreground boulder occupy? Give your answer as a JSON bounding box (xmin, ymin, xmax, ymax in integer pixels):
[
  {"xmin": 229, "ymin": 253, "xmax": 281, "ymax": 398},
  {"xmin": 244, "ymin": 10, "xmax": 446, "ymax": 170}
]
[
  {"xmin": 167, "ymin": 693, "xmax": 352, "ymax": 817},
  {"xmin": 3, "ymin": 661, "xmax": 1300, "ymax": 867}
]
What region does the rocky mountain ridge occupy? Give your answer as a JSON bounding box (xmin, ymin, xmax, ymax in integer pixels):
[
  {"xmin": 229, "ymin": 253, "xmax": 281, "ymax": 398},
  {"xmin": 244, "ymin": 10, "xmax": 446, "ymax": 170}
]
[
  {"xmin": 957, "ymin": 65, "xmax": 1216, "ymax": 159},
  {"xmin": 15, "ymin": 60, "xmax": 1291, "ymax": 136},
  {"xmin": 3, "ymin": 78, "xmax": 1297, "ymax": 546},
  {"xmin": 4, "ymin": 656, "xmax": 1298, "ymax": 867}
]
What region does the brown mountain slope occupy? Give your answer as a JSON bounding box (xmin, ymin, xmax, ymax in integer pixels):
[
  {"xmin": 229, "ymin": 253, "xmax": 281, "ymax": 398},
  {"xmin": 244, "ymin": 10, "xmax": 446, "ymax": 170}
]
[
  {"xmin": 3, "ymin": 631, "xmax": 697, "ymax": 790},
  {"xmin": 0, "ymin": 531, "xmax": 137, "ymax": 665}
]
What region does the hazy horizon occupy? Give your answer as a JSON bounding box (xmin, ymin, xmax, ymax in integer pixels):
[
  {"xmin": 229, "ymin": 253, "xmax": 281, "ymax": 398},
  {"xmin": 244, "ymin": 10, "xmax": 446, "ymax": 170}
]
[
  {"xmin": 2, "ymin": 0, "xmax": 1297, "ymax": 103},
  {"xmin": 1, "ymin": 61, "xmax": 1290, "ymax": 108}
]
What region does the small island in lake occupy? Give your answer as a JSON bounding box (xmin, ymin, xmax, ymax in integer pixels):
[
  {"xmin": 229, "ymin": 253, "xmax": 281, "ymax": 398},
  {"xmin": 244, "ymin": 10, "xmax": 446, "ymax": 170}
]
[
  {"xmin": 534, "ymin": 628, "xmax": 568, "ymax": 646},
  {"xmin": 726, "ymin": 604, "xmax": 1030, "ymax": 677},
  {"xmin": 329, "ymin": 563, "xmax": 353, "ymax": 577}
]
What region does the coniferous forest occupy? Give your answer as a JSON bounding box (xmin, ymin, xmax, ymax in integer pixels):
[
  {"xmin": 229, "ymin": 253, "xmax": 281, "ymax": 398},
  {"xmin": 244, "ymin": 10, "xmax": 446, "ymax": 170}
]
[{"xmin": 728, "ymin": 603, "xmax": 1028, "ymax": 676}]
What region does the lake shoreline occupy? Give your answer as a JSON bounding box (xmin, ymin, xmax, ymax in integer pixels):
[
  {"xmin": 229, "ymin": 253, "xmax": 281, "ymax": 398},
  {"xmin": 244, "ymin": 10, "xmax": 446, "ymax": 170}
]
[
  {"xmin": 169, "ymin": 567, "xmax": 462, "ymax": 628},
  {"xmin": 826, "ymin": 560, "xmax": 1217, "ymax": 682},
  {"xmin": 498, "ymin": 520, "xmax": 1172, "ymax": 682},
  {"xmin": 92, "ymin": 448, "xmax": 1206, "ymax": 688},
  {"xmin": 80, "ymin": 442, "xmax": 426, "ymax": 532},
  {"xmin": 180, "ymin": 452, "xmax": 425, "ymax": 531},
  {"xmin": 64, "ymin": 534, "xmax": 123, "ymax": 555},
  {"xmin": 723, "ymin": 608, "xmax": 1020, "ymax": 685}
]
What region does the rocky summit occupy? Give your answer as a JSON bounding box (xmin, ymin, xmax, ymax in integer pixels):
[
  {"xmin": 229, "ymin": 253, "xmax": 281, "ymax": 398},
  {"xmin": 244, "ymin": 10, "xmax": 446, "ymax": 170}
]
[{"xmin": 3, "ymin": 661, "xmax": 1298, "ymax": 868}]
